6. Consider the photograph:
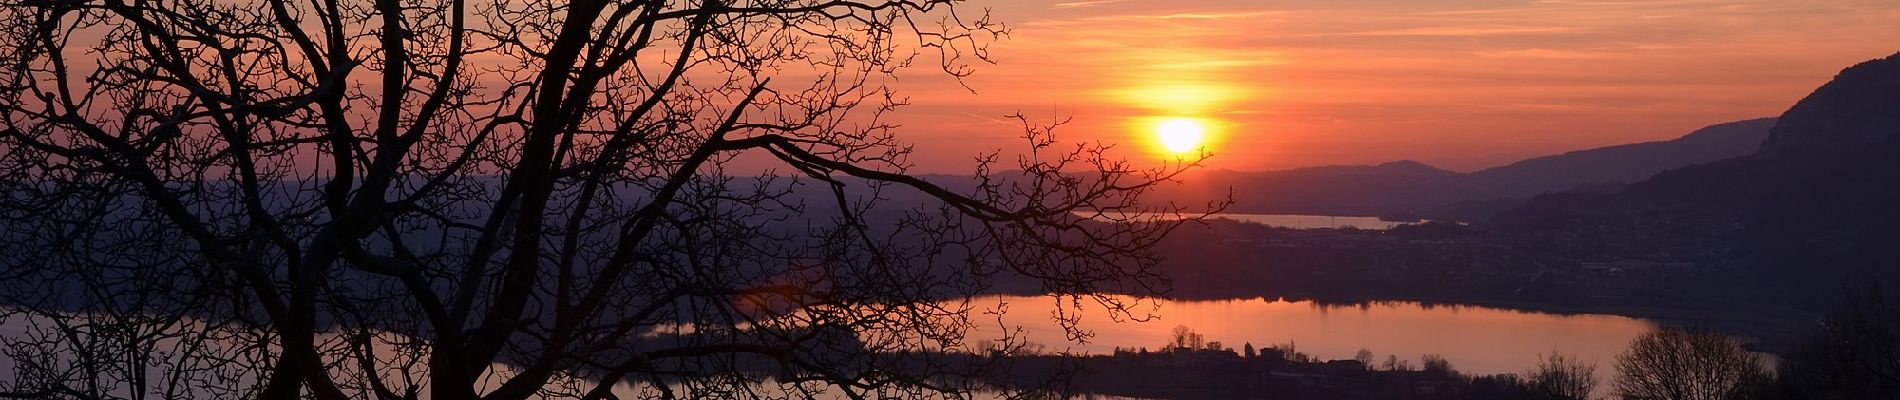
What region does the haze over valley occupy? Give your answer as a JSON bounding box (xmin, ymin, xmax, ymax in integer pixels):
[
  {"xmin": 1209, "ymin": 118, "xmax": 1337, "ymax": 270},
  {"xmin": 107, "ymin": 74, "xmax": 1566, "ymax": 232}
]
[{"xmin": 4, "ymin": 1, "xmax": 1900, "ymax": 399}]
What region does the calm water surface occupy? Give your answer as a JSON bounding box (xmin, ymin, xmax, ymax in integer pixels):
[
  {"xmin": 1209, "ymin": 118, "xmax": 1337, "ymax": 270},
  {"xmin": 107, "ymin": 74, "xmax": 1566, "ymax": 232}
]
[
  {"xmin": 3, "ymin": 300, "xmax": 1658, "ymax": 396},
  {"xmin": 1211, "ymin": 214, "xmax": 1416, "ymax": 230},
  {"xmin": 968, "ymin": 295, "xmax": 1655, "ymax": 376},
  {"xmin": 1078, "ymin": 212, "xmax": 1417, "ymax": 230}
]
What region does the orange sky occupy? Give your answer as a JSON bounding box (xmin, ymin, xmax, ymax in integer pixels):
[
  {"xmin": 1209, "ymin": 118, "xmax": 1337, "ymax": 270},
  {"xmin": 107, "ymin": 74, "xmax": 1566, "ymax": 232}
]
[{"xmin": 886, "ymin": 0, "xmax": 1900, "ymax": 173}]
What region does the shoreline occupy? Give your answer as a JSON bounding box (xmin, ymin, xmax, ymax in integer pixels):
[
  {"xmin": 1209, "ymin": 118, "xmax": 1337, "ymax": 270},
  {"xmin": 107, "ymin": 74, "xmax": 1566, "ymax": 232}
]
[
  {"xmin": 997, "ymin": 288, "xmax": 1821, "ymax": 355},
  {"xmin": 1225, "ymin": 293, "xmax": 1816, "ymax": 354}
]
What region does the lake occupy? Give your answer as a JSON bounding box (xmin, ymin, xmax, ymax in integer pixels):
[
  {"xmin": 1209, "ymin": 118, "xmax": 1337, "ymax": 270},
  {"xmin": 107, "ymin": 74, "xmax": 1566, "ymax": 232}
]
[
  {"xmin": 1212, "ymin": 214, "xmax": 1418, "ymax": 230},
  {"xmin": 1078, "ymin": 212, "xmax": 1419, "ymax": 230},
  {"xmin": 0, "ymin": 298, "xmax": 1696, "ymax": 398},
  {"xmin": 962, "ymin": 295, "xmax": 1655, "ymax": 377}
]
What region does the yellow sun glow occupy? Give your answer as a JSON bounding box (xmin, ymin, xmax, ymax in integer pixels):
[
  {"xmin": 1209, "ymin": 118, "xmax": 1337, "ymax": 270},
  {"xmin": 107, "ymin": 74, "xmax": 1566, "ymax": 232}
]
[{"xmin": 1155, "ymin": 118, "xmax": 1207, "ymax": 154}]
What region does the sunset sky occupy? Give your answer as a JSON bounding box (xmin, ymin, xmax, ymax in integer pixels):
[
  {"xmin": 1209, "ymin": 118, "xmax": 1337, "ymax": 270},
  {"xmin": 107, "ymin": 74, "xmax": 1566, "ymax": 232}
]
[{"xmin": 887, "ymin": 0, "xmax": 1900, "ymax": 173}]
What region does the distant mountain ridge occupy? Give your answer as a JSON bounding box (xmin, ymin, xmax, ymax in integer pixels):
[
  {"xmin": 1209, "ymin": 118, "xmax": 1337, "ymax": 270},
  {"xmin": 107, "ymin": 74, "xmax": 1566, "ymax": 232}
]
[
  {"xmin": 1154, "ymin": 117, "xmax": 1777, "ymax": 218},
  {"xmin": 1494, "ymin": 52, "xmax": 1900, "ymax": 304},
  {"xmin": 1452, "ymin": 118, "xmax": 1778, "ymax": 202}
]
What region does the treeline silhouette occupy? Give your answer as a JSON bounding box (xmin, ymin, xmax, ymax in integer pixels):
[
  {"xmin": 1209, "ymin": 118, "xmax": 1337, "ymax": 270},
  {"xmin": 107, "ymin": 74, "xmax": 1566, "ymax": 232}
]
[
  {"xmin": 1774, "ymin": 283, "xmax": 1900, "ymax": 399},
  {"xmin": 974, "ymin": 283, "xmax": 1900, "ymax": 400}
]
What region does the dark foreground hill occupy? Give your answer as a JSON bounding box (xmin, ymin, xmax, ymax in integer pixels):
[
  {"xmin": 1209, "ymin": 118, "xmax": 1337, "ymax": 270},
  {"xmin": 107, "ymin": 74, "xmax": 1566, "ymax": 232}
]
[{"xmin": 1496, "ymin": 52, "xmax": 1900, "ymax": 306}]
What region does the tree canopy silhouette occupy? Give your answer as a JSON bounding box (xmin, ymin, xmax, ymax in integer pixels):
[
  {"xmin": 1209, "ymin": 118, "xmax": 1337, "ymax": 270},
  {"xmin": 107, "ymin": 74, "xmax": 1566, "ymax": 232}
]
[
  {"xmin": 0, "ymin": 0, "xmax": 1209, "ymax": 398},
  {"xmin": 1611, "ymin": 327, "xmax": 1770, "ymax": 400}
]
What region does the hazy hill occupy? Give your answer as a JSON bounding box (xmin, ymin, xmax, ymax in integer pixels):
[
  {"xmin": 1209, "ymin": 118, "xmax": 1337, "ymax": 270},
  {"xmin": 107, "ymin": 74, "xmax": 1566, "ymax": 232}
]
[
  {"xmin": 1448, "ymin": 118, "xmax": 1777, "ymax": 202},
  {"xmin": 1630, "ymin": 52, "xmax": 1900, "ymax": 253},
  {"xmin": 1154, "ymin": 118, "xmax": 1776, "ymax": 218},
  {"xmin": 1496, "ymin": 52, "xmax": 1900, "ymax": 303},
  {"xmin": 1168, "ymin": 161, "xmax": 1458, "ymax": 216}
]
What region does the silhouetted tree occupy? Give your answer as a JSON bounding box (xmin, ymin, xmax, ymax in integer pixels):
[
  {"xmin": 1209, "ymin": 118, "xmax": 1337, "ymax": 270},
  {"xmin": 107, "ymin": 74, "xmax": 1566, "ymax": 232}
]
[
  {"xmin": 1471, "ymin": 374, "xmax": 1533, "ymax": 400},
  {"xmin": 1168, "ymin": 325, "xmax": 1206, "ymax": 350},
  {"xmin": 1776, "ymin": 283, "xmax": 1900, "ymax": 399},
  {"xmin": 1525, "ymin": 351, "xmax": 1597, "ymax": 400},
  {"xmin": 1275, "ymin": 342, "xmax": 1311, "ymax": 363},
  {"xmin": 0, "ymin": 0, "xmax": 1213, "ymax": 398},
  {"xmin": 1612, "ymin": 327, "xmax": 1770, "ymax": 400},
  {"xmin": 1383, "ymin": 355, "xmax": 1413, "ymax": 371},
  {"xmin": 1421, "ymin": 353, "xmax": 1455, "ymax": 376},
  {"xmin": 1356, "ymin": 348, "xmax": 1375, "ymax": 368}
]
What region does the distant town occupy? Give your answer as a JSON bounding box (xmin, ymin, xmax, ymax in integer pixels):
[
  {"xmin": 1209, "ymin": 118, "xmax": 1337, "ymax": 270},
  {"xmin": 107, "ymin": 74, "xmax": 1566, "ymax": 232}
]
[{"xmin": 1128, "ymin": 219, "xmax": 1812, "ymax": 352}]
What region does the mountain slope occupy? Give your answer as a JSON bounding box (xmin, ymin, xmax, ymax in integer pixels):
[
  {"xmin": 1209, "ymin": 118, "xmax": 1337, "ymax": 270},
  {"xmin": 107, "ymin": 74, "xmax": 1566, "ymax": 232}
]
[
  {"xmin": 1451, "ymin": 118, "xmax": 1777, "ymax": 202},
  {"xmin": 1495, "ymin": 52, "xmax": 1900, "ymax": 303},
  {"xmin": 1156, "ymin": 118, "xmax": 1776, "ymax": 217}
]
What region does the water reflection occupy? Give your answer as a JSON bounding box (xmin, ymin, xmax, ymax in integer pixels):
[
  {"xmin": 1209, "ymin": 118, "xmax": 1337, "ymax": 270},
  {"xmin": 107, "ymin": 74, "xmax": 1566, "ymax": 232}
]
[
  {"xmin": 966, "ymin": 296, "xmax": 1657, "ymax": 376},
  {"xmin": 1074, "ymin": 212, "xmax": 1419, "ymax": 230}
]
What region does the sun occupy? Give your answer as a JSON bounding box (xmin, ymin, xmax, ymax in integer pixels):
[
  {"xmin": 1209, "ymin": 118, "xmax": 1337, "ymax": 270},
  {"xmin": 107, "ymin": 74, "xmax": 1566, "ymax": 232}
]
[{"xmin": 1155, "ymin": 117, "xmax": 1208, "ymax": 154}]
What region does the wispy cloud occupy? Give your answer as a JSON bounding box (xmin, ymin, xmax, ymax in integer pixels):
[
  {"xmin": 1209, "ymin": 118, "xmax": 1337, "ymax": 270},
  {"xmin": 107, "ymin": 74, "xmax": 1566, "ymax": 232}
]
[
  {"xmin": 1410, "ymin": 8, "xmax": 1543, "ymax": 16},
  {"xmin": 1474, "ymin": 48, "xmax": 1613, "ymax": 59},
  {"xmin": 1051, "ymin": 0, "xmax": 1128, "ymax": 9},
  {"xmin": 1532, "ymin": 0, "xmax": 1733, "ymax": 6},
  {"xmin": 887, "ymin": 0, "xmax": 1900, "ymax": 172},
  {"xmin": 1020, "ymin": 10, "xmax": 1286, "ymax": 29},
  {"xmin": 1324, "ymin": 25, "xmax": 1585, "ymax": 37}
]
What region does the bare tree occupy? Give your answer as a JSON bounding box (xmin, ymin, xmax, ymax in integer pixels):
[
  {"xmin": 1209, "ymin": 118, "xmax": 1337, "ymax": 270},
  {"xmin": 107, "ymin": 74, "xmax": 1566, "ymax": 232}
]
[
  {"xmin": 1420, "ymin": 354, "xmax": 1454, "ymax": 376},
  {"xmin": 1777, "ymin": 283, "xmax": 1900, "ymax": 399},
  {"xmin": 1166, "ymin": 325, "xmax": 1204, "ymax": 351},
  {"xmin": 1382, "ymin": 355, "xmax": 1412, "ymax": 372},
  {"xmin": 1611, "ymin": 327, "xmax": 1770, "ymax": 400},
  {"xmin": 0, "ymin": 0, "xmax": 1213, "ymax": 399},
  {"xmin": 1524, "ymin": 351, "xmax": 1597, "ymax": 400}
]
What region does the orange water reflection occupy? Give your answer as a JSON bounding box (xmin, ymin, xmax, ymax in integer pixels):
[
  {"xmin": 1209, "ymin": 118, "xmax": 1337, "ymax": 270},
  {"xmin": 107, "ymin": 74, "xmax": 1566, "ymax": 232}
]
[{"xmin": 967, "ymin": 295, "xmax": 1656, "ymax": 376}]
